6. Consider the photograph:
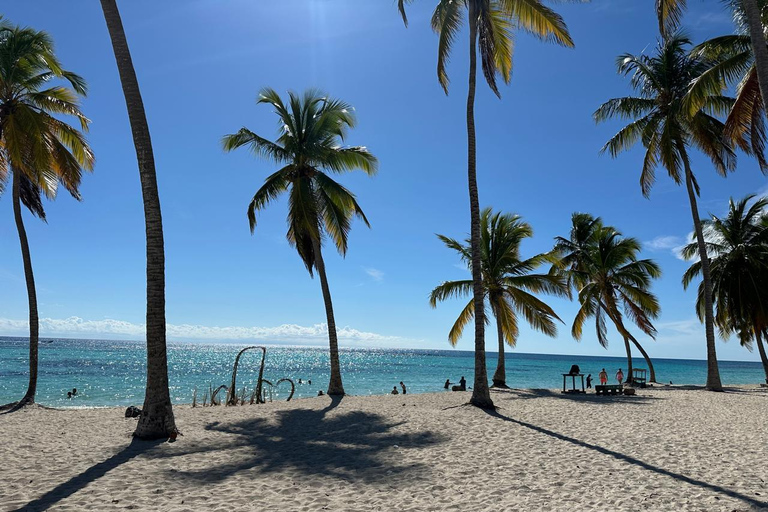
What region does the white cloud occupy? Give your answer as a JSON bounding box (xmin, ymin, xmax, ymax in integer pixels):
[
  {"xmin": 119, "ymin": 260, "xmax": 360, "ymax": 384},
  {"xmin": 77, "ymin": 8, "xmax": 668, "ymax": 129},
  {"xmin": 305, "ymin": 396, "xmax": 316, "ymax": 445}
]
[
  {"xmin": 0, "ymin": 316, "xmax": 412, "ymax": 347},
  {"xmin": 645, "ymin": 235, "xmax": 683, "ymax": 251},
  {"xmin": 645, "ymin": 234, "xmax": 694, "ymax": 261},
  {"xmin": 364, "ymin": 267, "xmax": 384, "ymax": 282}
]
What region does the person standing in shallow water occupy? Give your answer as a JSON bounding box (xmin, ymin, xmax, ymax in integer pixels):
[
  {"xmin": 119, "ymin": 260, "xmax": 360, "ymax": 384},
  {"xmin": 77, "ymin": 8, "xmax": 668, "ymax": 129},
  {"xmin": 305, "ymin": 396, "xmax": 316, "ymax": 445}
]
[
  {"xmin": 459, "ymin": 376, "xmax": 466, "ymax": 391},
  {"xmin": 586, "ymin": 374, "xmax": 592, "ymax": 389},
  {"xmin": 616, "ymin": 369, "xmax": 624, "ymax": 385},
  {"xmin": 391, "ymin": 386, "xmax": 399, "ymax": 395},
  {"xmin": 599, "ymin": 369, "xmax": 608, "ymax": 385},
  {"xmin": 400, "ymin": 381, "xmax": 407, "ymax": 394}
]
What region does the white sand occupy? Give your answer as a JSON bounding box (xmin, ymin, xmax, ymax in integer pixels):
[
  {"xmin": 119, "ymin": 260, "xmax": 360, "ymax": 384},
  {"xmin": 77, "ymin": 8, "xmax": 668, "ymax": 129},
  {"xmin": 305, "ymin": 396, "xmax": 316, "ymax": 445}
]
[{"xmin": 1, "ymin": 386, "xmax": 767, "ymax": 511}]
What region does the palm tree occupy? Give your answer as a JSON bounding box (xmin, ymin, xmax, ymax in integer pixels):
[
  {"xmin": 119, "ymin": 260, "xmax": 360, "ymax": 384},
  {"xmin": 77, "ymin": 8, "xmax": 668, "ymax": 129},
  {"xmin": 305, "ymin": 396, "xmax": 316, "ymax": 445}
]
[
  {"xmin": 657, "ymin": 0, "xmax": 768, "ymax": 119},
  {"xmin": 553, "ymin": 215, "xmax": 662, "ymax": 383},
  {"xmin": 684, "ymin": 12, "xmax": 768, "ymax": 171},
  {"xmin": 398, "ymin": 0, "xmax": 575, "ymax": 409},
  {"xmin": 100, "ymin": 0, "xmax": 176, "ymax": 439},
  {"xmin": 430, "ymin": 208, "xmax": 567, "ymax": 388},
  {"xmin": 0, "ymin": 24, "xmax": 93, "ymax": 409},
  {"xmin": 682, "ymin": 195, "xmax": 768, "ymax": 383},
  {"xmin": 222, "ymin": 88, "xmax": 377, "ymax": 396},
  {"xmin": 594, "ymin": 34, "xmax": 741, "ymax": 391}
]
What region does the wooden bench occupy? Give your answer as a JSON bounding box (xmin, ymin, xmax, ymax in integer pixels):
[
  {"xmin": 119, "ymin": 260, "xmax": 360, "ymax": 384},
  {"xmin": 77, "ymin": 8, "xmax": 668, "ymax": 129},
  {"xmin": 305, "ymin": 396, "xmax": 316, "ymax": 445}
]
[{"xmin": 595, "ymin": 385, "xmax": 623, "ymax": 395}]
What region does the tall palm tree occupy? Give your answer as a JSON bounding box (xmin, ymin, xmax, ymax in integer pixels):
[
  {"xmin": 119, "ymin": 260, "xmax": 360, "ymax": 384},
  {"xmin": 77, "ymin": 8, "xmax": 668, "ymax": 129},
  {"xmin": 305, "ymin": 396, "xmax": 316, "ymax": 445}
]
[
  {"xmin": 100, "ymin": 0, "xmax": 176, "ymax": 439},
  {"xmin": 430, "ymin": 208, "xmax": 567, "ymax": 388},
  {"xmin": 682, "ymin": 195, "xmax": 768, "ymax": 383},
  {"xmin": 657, "ymin": 0, "xmax": 768, "ymax": 118},
  {"xmin": 594, "ymin": 34, "xmax": 741, "ymax": 391},
  {"xmin": 553, "ymin": 216, "xmax": 662, "ymax": 383},
  {"xmin": 222, "ymin": 88, "xmax": 377, "ymax": 396},
  {"xmin": 0, "ymin": 24, "xmax": 93, "ymax": 409},
  {"xmin": 398, "ymin": 0, "xmax": 574, "ymax": 409}
]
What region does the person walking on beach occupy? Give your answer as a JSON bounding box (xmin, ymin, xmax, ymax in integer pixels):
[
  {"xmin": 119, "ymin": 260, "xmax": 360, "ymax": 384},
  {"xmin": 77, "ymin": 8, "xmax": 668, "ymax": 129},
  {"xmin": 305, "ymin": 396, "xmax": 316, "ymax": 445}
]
[
  {"xmin": 586, "ymin": 374, "xmax": 592, "ymax": 389},
  {"xmin": 400, "ymin": 381, "xmax": 407, "ymax": 395},
  {"xmin": 599, "ymin": 369, "xmax": 608, "ymax": 386},
  {"xmin": 616, "ymin": 369, "xmax": 624, "ymax": 385},
  {"xmin": 459, "ymin": 376, "xmax": 466, "ymax": 391}
]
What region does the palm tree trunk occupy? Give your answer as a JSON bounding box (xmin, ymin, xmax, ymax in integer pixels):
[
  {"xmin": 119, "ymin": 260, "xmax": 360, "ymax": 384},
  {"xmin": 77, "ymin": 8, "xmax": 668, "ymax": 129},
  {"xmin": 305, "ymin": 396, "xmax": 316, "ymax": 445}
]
[
  {"xmin": 756, "ymin": 330, "xmax": 768, "ymax": 384},
  {"xmin": 466, "ymin": 2, "xmax": 492, "ymax": 409},
  {"xmin": 12, "ymin": 171, "xmax": 39, "ymax": 406},
  {"xmin": 628, "ymin": 335, "xmax": 657, "ymax": 383},
  {"xmin": 681, "ymin": 156, "xmax": 723, "ymax": 391},
  {"xmin": 100, "ymin": 0, "xmax": 176, "ymax": 438},
  {"xmin": 622, "ymin": 336, "xmax": 633, "ymax": 385},
  {"xmin": 742, "ymin": 0, "xmax": 768, "ymax": 116},
  {"xmin": 491, "ymin": 302, "xmax": 507, "ymax": 388},
  {"xmin": 312, "ymin": 238, "xmax": 345, "ymax": 396}
]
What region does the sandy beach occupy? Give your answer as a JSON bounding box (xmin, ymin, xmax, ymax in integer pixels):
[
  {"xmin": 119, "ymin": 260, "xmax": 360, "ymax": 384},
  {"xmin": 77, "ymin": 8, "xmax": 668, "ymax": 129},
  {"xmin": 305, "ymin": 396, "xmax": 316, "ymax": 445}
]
[{"xmin": 1, "ymin": 386, "xmax": 767, "ymax": 512}]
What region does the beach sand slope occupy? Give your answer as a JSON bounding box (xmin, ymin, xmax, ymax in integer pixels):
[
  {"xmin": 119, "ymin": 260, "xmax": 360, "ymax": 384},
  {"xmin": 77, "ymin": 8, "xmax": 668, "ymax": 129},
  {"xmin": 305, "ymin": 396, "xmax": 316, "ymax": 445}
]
[{"xmin": 1, "ymin": 387, "xmax": 766, "ymax": 511}]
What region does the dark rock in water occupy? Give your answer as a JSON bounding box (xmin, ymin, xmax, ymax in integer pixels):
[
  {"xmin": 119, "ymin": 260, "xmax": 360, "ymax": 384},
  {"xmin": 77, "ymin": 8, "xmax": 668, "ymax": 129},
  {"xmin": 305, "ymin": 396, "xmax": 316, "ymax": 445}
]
[{"xmin": 125, "ymin": 406, "xmax": 142, "ymax": 418}]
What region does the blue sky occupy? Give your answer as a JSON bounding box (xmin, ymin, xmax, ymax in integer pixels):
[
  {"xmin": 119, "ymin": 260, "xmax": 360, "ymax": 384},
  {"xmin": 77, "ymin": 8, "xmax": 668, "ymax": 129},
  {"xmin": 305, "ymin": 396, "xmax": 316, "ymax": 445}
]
[{"xmin": 0, "ymin": 1, "xmax": 765, "ymax": 362}]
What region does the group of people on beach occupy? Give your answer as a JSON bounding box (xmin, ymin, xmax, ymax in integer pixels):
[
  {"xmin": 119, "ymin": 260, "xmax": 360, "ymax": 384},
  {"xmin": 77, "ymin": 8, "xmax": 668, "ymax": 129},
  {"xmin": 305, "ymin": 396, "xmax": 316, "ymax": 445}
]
[
  {"xmin": 444, "ymin": 376, "xmax": 467, "ymax": 392},
  {"xmin": 585, "ymin": 368, "xmax": 624, "ymax": 389},
  {"xmin": 391, "ymin": 381, "xmax": 407, "ymax": 394}
]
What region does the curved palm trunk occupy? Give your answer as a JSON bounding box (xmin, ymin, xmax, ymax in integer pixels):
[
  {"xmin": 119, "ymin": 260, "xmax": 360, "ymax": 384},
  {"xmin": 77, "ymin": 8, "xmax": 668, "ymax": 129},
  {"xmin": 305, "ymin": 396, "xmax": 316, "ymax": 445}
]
[
  {"xmin": 622, "ymin": 336, "xmax": 633, "ymax": 385},
  {"xmin": 756, "ymin": 330, "xmax": 768, "ymax": 384},
  {"xmin": 681, "ymin": 157, "xmax": 723, "ymax": 391},
  {"xmin": 312, "ymin": 238, "xmax": 345, "ymax": 396},
  {"xmin": 101, "ymin": 0, "xmax": 176, "ymax": 438},
  {"xmin": 12, "ymin": 171, "xmax": 39, "ymax": 406},
  {"xmin": 628, "ymin": 336, "xmax": 657, "ymax": 383},
  {"xmin": 466, "ymin": 3, "xmax": 493, "ymax": 409},
  {"xmin": 742, "ymin": 0, "xmax": 768, "ymax": 116},
  {"xmin": 491, "ymin": 302, "xmax": 507, "ymax": 388}
]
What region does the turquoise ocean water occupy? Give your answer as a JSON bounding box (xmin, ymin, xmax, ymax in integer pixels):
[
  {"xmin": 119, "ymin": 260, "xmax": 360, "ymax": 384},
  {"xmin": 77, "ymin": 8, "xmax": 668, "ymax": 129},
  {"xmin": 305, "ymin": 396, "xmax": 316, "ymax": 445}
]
[{"xmin": 0, "ymin": 337, "xmax": 765, "ymax": 408}]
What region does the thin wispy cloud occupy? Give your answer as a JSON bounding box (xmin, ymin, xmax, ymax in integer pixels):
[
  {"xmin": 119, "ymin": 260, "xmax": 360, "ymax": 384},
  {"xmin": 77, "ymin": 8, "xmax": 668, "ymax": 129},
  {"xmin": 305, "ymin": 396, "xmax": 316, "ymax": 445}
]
[
  {"xmin": 0, "ymin": 316, "xmax": 411, "ymax": 347},
  {"xmin": 645, "ymin": 235, "xmax": 689, "ymax": 261},
  {"xmin": 364, "ymin": 267, "xmax": 384, "ymax": 282}
]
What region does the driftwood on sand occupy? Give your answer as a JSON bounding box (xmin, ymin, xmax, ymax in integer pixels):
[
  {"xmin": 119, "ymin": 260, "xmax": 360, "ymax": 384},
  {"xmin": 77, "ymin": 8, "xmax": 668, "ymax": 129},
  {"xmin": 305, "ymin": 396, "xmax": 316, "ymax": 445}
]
[{"xmin": 193, "ymin": 346, "xmax": 295, "ymax": 407}]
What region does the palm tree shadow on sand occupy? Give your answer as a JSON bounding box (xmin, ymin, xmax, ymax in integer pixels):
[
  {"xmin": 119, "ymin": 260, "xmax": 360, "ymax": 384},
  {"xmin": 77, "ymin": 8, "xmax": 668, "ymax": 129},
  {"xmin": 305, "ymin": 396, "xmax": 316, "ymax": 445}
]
[
  {"xmin": 163, "ymin": 395, "xmax": 443, "ymax": 484},
  {"xmin": 15, "ymin": 396, "xmax": 442, "ymax": 511},
  {"xmin": 16, "ymin": 438, "xmax": 164, "ymax": 512},
  {"xmin": 483, "ymin": 408, "xmax": 767, "ymax": 509}
]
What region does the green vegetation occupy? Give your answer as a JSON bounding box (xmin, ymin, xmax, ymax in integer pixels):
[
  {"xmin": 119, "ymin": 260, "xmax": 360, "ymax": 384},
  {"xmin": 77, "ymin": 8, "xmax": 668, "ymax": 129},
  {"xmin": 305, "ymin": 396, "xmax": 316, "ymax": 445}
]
[
  {"xmin": 552, "ymin": 214, "xmax": 662, "ymax": 383},
  {"xmin": 682, "ymin": 195, "xmax": 768, "ymax": 383},
  {"xmin": 223, "ymin": 88, "xmax": 377, "ymax": 396},
  {"xmin": 0, "ymin": 23, "xmax": 93, "ymax": 409},
  {"xmin": 430, "ymin": 208, "xmax": 567, "ymax": 388}
]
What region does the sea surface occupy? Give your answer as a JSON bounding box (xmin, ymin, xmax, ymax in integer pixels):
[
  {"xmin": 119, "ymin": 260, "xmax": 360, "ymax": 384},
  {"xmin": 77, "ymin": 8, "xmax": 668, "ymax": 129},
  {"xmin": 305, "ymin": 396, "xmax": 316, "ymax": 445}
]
[{"xmin": 0, "ymin": 337, "xmax": 765, "ymax": 408}]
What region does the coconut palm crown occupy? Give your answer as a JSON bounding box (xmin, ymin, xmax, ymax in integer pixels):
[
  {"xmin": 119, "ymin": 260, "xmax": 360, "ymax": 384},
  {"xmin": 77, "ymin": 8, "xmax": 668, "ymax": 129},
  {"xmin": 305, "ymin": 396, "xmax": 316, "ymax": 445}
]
[{"xmin": 223, "ymin": 88, "xmax": 377, "ymax": 396}]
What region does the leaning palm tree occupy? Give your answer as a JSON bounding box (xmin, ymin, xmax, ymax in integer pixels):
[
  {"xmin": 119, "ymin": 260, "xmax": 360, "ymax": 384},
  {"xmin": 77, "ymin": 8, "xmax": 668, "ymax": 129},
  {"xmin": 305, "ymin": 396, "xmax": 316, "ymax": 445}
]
[
  {"xmin": 682, "ymin": 195, "xmax": 768, "ymax": 383},
  {"xmin": 223, "ymin": 88, "xmax": 377, "ymax": 396},
  {"xmin": 100, "ymin": 0, "xmax": 176, "ymax": 439},
  {"xmin": 657, "ymin": 0, "xmax": 768, "ymax": 119},
  {"xmin": 594, "ymin": 34, "xmax": 741, "ymax": 391},
  {"xmin": 0, "ymin": 24, "xmax": 93, "ymax": 410},
  {"xmin": 553, "ymin": 218, "xmax": 662, "ymax": 383},
  {"xmin": 398, "ymin": 0, "xmax": 575, "ymax": 409},
  {"xmin": 430, "ymin": 208, "xmax": 567, "ymax": 388}
]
